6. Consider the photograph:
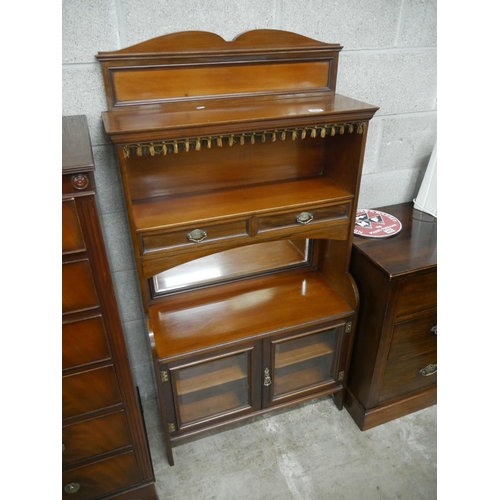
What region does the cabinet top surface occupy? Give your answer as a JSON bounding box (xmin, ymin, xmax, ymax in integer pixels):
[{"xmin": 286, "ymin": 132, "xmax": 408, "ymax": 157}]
[
  {"xmin": 102, "ymin": 93, "xmax": 378, "ymax": 142},
  {"xmin": 352, "ymin": 202, "xmax": 437, "ymax": 279},
  {"xmin": 62, "ymin": 115, "xmax": 95, "ymax": 173}
]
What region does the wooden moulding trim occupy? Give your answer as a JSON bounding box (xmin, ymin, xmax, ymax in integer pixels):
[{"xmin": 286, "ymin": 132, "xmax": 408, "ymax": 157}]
[
  {"xmin": 95, "ymin": 30, "xmax": 342, "ymax": 61},
  {"xmin": 121, "ymin": 122, "xmax": 366, "ymax": 158}
]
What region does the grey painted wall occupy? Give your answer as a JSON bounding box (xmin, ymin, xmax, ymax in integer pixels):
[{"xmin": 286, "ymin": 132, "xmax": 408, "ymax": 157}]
[{"xmin": 62, "ymin": 0, "xmax": 437, "ymax": 401}]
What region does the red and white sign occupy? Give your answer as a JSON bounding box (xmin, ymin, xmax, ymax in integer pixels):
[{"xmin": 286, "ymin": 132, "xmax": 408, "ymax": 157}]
[{"xmin": 354, "ymin": 209, "xmax": 402, "ymax": 238}]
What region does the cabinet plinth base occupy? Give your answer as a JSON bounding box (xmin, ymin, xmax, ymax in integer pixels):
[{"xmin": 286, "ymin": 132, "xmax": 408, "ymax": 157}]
[{"xmin": 344, "ymin": 386, "xmax": 437, "ymax": 431}]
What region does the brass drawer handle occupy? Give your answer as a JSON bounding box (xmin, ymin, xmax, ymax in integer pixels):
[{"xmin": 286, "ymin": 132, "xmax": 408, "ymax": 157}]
[
  {"xmin": 419, "ymin": 363, "xmax": 437, "ymax": 377},
  {"xmin": 187, "ymin": 228, "xmax": 207, "ymax": 243},
  {"xmin": 263, "ymin": 368, "xmax": 272, "ymax": 386},
  {"xmin": 296, "ymin": 212, "xmax": 314, "ymax": 225},
  {"xmin": 430, "ymin": 326, "xmax": 437, "ymax": 335},
  {"xmin": 64, "ymin": 482, "xmax": 81, "ymax": 494}
]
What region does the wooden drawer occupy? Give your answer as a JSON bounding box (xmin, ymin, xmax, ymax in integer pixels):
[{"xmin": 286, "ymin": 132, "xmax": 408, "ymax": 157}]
[
  {"xmin": 62, "ymin": 411, "xmax": 132, "ymax": 465},
  {"xmin": 62, "ymin": 365, "xmax": 122, "ymax": 419},
  {"xmin": 62, "ymin": 260, "xmax": 99, "ymax": 314},
  {"xmin": 379, "ymin": 350, "xmax": 437, "ymax": 403},
  {"xmin": 141, "ymin": 219, "xmax": 249, "ymax": 254},
  {"xmin": 62, "ymin": 199, "xmax": 86, "ymax": 254},
  {"xmin": 395, "ymin": 271, "xmax": 436, "ymax": 319},
  {"xmin": 62, "ymin": 316, "xmax": 111, "ymax": 370},
  {"xmin": 388, "ymin": 313, "xmax": 437, "ymax": 361},
  {"xmin": 62, "ymin": 451, "xmax": 141, "ymax": 499},
  {"xmin": 257, "ymin": 202, "xmax": 350, "ymax": 234}
]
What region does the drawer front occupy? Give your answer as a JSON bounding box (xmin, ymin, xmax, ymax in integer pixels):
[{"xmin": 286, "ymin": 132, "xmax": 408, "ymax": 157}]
[
  {"xmin": 62, "ymin": 451, "xmax": 141, "ymax": 500},
  {"xmin": 379, "ymin": 350, "xmax": 437, "ymax": 403},
  {"xmin": 62, "ymin": 260, "xmax": 100, "ymax": 314},
  {"xmin": 62, "ymin": 411, "xmax": 132, "ymax": 465},
  {"xmin": 62, "ymin": 316, "xmax": 111, "ymax": 370},
  {"xmin": 389, "ymin": 313, "xmax": 437, "ymax": 361},
  {"xmin": 62, "ymin": 199, "xmax": 86, "ymax": 254},
  {"xmin": 62, "ymin": 365, "xmax": 122, "ymax": 419},
  {"xmin": 257, "ymin": 202, "xmax": 350, "ymax": 234},
  {"xmin": 141, "ymin": 219, "xmax": 249, "ymax": 254},
  {"xmin": 395, "ymin": 271, "xmax": 437, "ymax": 319}
]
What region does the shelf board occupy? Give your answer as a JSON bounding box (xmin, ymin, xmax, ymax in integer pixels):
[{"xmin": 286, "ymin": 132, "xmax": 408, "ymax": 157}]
[
  {"xmin": 178, "ymin": 387, "xmax": 249, "ymax": 424},
  {"xmin": 133, "ymin": 177, "xmax": 351, "ymax": 232},
  {"xmin": 175, "ymin": 364, "xmax": 247, "ymax": 396},
  {"xmin": 150, "ymin": 269, "xmax": 352, "ymax": 360},
  {"xmin": 275, "ymin": 340, "xmax": 334, "ymax": 369},
  {"xmin": 273, "ymin": 364, "xmax": 334, "ymax": 397}
]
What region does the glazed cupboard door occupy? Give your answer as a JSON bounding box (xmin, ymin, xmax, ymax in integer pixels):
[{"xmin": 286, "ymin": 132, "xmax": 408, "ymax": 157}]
[
  {"xmin": 262, "ymin": 322, "xmax": 348, "ymax": 407},
  {"xmin": 161, "ymin": 340, "xmax": 262, "ymax": 435}
]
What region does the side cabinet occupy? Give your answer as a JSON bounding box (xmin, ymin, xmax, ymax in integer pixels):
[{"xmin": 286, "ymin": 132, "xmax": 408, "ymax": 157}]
[
  {"xmin": 62, "ymin": 116, "xmax": 157, "ymax": 500},
  {"xmin": 344, "ymin": 202, "xmax": 437, "ymax": 430}
]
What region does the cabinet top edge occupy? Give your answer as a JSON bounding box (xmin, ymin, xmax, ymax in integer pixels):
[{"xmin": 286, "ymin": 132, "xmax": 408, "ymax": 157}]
[
  {"xmin": 62, "ymin": 115, "xmax": 95, "ymax": 172},
  {"xmin": 96, "ymin": 30, "xmax": 342, "ymax": 61},
  {"xmin": 101, "ymin": 93, "xmax": 379, "ymax": 142},
  {"xmin": 352, "ymin": 202, "xmax": 437, "ymax": 278}
]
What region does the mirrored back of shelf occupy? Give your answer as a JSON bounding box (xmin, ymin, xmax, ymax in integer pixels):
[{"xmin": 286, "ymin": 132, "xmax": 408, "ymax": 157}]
[{"xmin": 151, "ymin": 239, "xmax": 313, "ymax": 296}]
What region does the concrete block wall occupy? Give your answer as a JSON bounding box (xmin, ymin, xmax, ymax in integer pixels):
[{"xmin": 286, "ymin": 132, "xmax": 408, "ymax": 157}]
[{"xmin": 62, "ymin": 0, "xmax": 437, "ymax": 401}]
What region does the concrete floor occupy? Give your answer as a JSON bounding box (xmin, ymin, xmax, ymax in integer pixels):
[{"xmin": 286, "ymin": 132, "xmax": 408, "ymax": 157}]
[{"xmin": 142, "ymin": 396, "xmax": 437, "ymax": 500}]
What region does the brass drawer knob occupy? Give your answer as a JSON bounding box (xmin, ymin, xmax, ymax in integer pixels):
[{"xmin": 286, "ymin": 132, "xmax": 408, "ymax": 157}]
[
  {"xmin": 64, "ymin": 482, "xmax": 81, "ymax": 494},
  {"xmin": 419, "ymin": 363, "xmax": 437, "ymax": 377},
  {"xmin": 296, "ymin": 212, "xmax": 314, "ymax": 225},
  {"xmin": 187, "ymin": 228, "xmax": 207, "ymax": 243},
  {"xmin": 263, "ymin": 368, "xmax": 272, "ymax": 386}
]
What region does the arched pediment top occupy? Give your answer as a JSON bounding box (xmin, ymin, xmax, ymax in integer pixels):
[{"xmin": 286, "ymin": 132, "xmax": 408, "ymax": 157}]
[{"xmin": 96, "ymin": 29, "xmax": 341, "ymax": 60}]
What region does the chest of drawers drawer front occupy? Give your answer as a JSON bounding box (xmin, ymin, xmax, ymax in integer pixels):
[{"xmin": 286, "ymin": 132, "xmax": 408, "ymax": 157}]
[
  {"xmin": 62, "ymin": 451, "xmax": 141, "ymax": 500},
  {"xmin": 62, "ymin": 411, "xmax": 132, "ymax": 465},
  {"xmin": 388, "ymin": 313, "xmax": 437, "ymax": 361},
  {"xmin": 62, "ymin": 260, "xmax": 100, "ymax": 315},
  {"xmin": 141, "ymin": 219, "xmax": 249, "ymax": 254},
  {"xmin": 63, "ymin": 316, "xmax": 111, "ymax": 370},
  {"xmin": 257, "ymin": 202, "xmax": 350, "ymax": 234},
  {"xmin": 62, "ymin": 365, "xmax": 122, "ymax": 419},
  {"xmin": 379, "ymin": 349, "xmax": 436, "ymax": 403},
  {"xmin": 63, "ymin": 199, "xmax": 86, "ymax": 254},
  {"xmin": 395, "ymin": 272, "xmax": 437, "ymax": 319}
]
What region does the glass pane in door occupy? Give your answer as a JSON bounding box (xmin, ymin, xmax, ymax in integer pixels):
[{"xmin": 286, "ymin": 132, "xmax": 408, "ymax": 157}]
[
  {"xmin": 273, "ymin": 328, "xmax": 337, "ymax": 398},
  {"xmin": 174, "ymin": 351, "xmax": 250, "ymax": 425}
]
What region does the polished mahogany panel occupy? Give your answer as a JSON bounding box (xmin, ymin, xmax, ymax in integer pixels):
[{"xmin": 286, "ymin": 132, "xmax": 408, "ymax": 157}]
[
  {"xmin": 124, "ymin": 136, "xmax": 325, "ymax": 201},
  {"xmin": 62, "ymin": 365, "xmax": 122, "ymax": 419},
  {"xmin": 62, "ymin": 411, "xmax": 132, "ymax": 465},
  {"xmin": 62, "ymin": 451, "xmax": 141, "ymax": 500},
  {"xmin": 379, "ymin": 350, "xmax": 437, "ymax": 403},
  {"xmin": 62, "ymin": 316, "xmax": 111, "ymax": 370},
  {"xmin": 395, "ymin": 272, "xmax": 437, "ymax": 319},
  {"xmin": 62, "ymin": 199, "xmax": 86, "ymax": 254},
  {"xmin": 62, "ymin": 260, "xmax": 100, "ymax": 314},
  {"xmin": 389, "ymin": 313, "xmax": 437, "ymax": 361},
  {"xmin": 112, "ymin": 61, "xmax": 331, "ymax": 105}
]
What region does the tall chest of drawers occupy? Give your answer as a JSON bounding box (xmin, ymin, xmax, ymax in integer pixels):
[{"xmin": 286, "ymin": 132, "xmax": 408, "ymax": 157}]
[
  {"xmin": 345, "ymin": 202, "xmax": 437, "ymax": 430},
  {"xmin": 62, "ymin": 115, "xmax": 157, "ymax": 499}
]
